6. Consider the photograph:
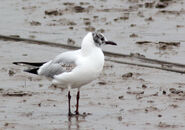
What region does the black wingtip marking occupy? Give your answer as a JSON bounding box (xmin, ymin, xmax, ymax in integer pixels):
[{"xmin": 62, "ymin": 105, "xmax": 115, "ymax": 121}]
[
  {"xmin": 13, "ymin": 62, "xmax": 19, "ymax": 65},
  {"xmin": 13, "ymin": 62, "xmax": 46, "ymax": 67},
  {"xmin": 24, "ymin": 68, "xmax": 39, "ymax": 75}
]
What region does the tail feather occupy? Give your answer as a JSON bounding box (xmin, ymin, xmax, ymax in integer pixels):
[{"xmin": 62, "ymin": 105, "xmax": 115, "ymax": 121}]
[
  {"xmin": 24, "ymin": 68, "xmax": 39, "ymax": 75},
  {"xmin": 13, "ymin": 62, "xmax": 46, "ymax": 67}
]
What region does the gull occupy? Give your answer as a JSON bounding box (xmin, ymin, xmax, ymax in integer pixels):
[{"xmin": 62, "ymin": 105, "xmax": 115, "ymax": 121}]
[{"xmin": 14, "ymin": 32, "xmax": 117, "ymax": 116}]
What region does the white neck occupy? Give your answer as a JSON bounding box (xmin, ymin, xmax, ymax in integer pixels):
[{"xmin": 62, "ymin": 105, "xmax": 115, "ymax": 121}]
[{"xmin": 81, "ymin": 32, "xmax": 98, "ymax": 55}]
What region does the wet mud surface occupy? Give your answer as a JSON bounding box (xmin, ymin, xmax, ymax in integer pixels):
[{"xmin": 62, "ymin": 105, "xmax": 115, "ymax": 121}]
[
  {"xmin": 0, "ymin": 0, "xmax": 185, "ymax": 129},
  {"xmin": 1, "ymin": 0, "xmax": 185, "ymax": 63},
  {"xmin": 1, "ymin": 40, "xmax": 185, "ymax": 129}
]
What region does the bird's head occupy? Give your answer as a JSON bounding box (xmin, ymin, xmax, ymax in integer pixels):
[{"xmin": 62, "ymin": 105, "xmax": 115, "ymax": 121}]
[
  {"xmin": 81, "ymin": 32, "xmax": 117, "ymax": 53},
  {"xmin": 92, "ymin": 32, "xmax": 117, "ymax": 47}
]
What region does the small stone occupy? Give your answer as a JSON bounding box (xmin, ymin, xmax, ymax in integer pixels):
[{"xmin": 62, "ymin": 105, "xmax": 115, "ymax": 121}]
[
  {"xmin": 29, "ymin": 35, "xmax": 36, "ymax": 39},
  {"xmin": 85, "ymin": 26, "xmax": 95, "ymax": 32},
  {"xmin": 45, "ymin": 10, "xmax": 60, "ymax": 16},
  {"xmin": 159, "ymin": 44, "xmax": 167, "ymax": 50},
  {"xmin": 93, "ymin": 16, "xmax": 98, "ymax": 19},
  {"xmin": 160, "ymin": 0, "xmax": 171, "ymax": 2},
  {"xmin": 69, "ymin": 26, "xmax": 73, "ymax": 30},
  {"xmin": 147, "ymin": 100, "xmax": 154, "ymax": 103},
  {"xmin": 118, "ymin": 116, "xmax": 122, "ymax": 121},
  {"xmin": 73, "ymin": 6, "xmax": 85, "ymax": 13},
  {"xmin": 145, "ymin": 17, "xmax": 153, "ymax": 21},
  {"xmin": 137, "ymin": 11, "xmax": 144, "ymax": 17},
  {"xmin": 67, "ymin": 38, "xmax": 75, "ymax": 45},
  {"xmin": 145, "ymin": 2, "xmax": 154, "ymax": 8},
  {"xmin": 130, "ymin": 33, "xmax": 138, "ymax": 38},
  {"xmin": 169, "ymin": 88, "xmax": 183, "ymax": 94},
  {"xmin": 120, "ymin": 16, "xmax": 129, "ymax": 20},
  {"xmin": 162, "ymin": 90, "xmax": 166, "ymax": 95},
  {"xmin": 118, "ymin": 96, "xmax": 124, "ymax": 100},
  {"xmin": 176, "ymin": 25, "xmax": 184, "ymax": 28},
  {"xmin": 8, "ymin": 70, "xmax": 15, "ymax": 76},
  {"xmin": 30, "ymin": 21, "xmax": 41, "ymax": 26},
  {"xmin": 22, "ymin": 54, "xmax": 28, "ymax": 56},
  {"xmin": 122, "ymin": 72, "xmax": 133, "ymax": 78},
  {"xmin": 130, "ymin": 24, "xmax": 136, "ymax": 27},
  {"xmin": 98, "ymin": 81, "xmax": 106, "ymax": 85},
  {"xmin": 84, "ymin": 21, "xmax": 91, "ymax": 25},
  {"xmin": 156, "ymin": 2, "xmax": 168, "ymax": 8},
  {"xmin": 152, "ymin": 92, "xmax": 158, "ymax": 96},
  {"xmin": 97, "ymin": 29, "xmax": 105, "ymax": 33},
  {"xmin": 38, "ymin": 103, "xmax": 41, "ymax": 107},
  {"xmin": 63, "ymin": 2, "xmax": 74, "ymax": 6},
  {"xmin": 39, "ymin": 84, "xmax": 43, "ymax": 87},
  {"xmin": 4, "ymin": 123, "xmax": 9, "ymax": 126},
  {"xmin": 169, "ymin": 104, "xmax": 178, "ymax": 108},
  {"xmin": 142, "ymin": 84, "xmax": 147, "ymax": 89}
]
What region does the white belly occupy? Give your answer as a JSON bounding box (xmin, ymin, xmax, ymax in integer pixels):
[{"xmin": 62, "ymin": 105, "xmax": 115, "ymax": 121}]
[{"xmin": 52, "ymin": 66, "xmax": 101, "ymax": 88}]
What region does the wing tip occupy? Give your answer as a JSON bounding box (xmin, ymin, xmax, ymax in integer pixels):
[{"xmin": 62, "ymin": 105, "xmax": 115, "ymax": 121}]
[
  {"xmin": 24, "ymin": 68, "xmax": 39, "ymax": 75},
  {"xmin": 12, "ymin": 62, "xmax": 46, "ymax": 67},
  {"xmin": 13, "ymin": 62, "xmax": 19, "ymax": 65}
]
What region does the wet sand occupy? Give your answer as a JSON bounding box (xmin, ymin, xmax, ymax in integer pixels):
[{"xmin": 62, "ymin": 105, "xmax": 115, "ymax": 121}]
[{"xmin": 0, "ymin": 0, "xmax": 185, "ymax": 129}]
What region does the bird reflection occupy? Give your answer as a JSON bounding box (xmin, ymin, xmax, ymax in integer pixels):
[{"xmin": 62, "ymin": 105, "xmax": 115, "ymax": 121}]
[
  {"xmin": 67, "ymin": 113, "xmax": 91, "ymax": 130},
  {"xmin": 67, "ymin": 115, "xmax": 80, "ymax": 130}
]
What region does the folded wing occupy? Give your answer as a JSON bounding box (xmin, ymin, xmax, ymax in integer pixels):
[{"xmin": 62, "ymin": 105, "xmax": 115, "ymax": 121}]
[{"xmin": 38, "ymin": 50, "xmax": 79, "ymax": 78}]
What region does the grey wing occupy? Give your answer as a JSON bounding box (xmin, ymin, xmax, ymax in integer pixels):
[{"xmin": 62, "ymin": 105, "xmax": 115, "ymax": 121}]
[
  {"xmin": 38, "ymin": 50, "xmax": 80, "ymax": 78},
  {"xmin": 38, "ymin": 57, "xmax": 77, "ymax": 78},
  {"xmin": 38, "ymin": 60, "xmax": 76, "ymax": 78}
]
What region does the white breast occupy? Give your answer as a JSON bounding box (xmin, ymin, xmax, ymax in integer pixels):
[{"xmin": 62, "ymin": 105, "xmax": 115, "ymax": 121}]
[{"xmin": 52, "ymin": 48, "xmax": 104, "ymax": 88}]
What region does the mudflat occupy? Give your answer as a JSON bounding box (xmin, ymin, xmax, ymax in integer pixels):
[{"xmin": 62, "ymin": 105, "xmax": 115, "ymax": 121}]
[{"xmin": 0, "ymin": 0, "xmax": 185, "ymax": 129}]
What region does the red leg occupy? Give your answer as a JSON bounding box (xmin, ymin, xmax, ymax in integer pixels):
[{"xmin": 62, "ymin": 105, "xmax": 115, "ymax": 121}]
[
  {"xmin": 68, "ymin": 91, "xmax": 72, "ymax": 116},
  {"xmin": 75, "ymin": 90, "xmax": 80, "ymax": 115}
]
